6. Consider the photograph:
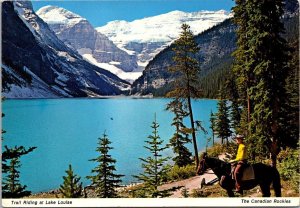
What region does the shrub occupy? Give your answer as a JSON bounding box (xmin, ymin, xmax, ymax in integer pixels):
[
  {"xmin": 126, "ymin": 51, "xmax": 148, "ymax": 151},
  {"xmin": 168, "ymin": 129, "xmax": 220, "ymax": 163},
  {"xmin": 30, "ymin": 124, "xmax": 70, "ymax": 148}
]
[
  {"xmin": 181, "ymin": 187, "xmax": 189, "ymax": 198},
  {"xmin": 277, "ymin": 148, "xmax": 299, "ymax": 192},
  {"xmin": 127, "ymin": 184, "xmax": 148, "ymax": 198},
  {"xmin": 206, "ymin": 142, "xmax": 236, "ymax": 159},
  {"xmin": 166, "ymin": 164, "xmax": 196, "ymax": 181},
  {"xmin": 190, "ymin": 188, "xmax": 208, "ymax": 197}
]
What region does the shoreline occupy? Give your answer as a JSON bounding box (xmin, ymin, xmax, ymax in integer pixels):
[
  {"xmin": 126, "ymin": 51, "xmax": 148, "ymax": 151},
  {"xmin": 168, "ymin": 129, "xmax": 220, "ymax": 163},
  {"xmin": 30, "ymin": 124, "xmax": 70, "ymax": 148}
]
[
  {"xmin": 27, "ymin": 173, "xmax": 217, "ymax": 198},
  {"xmin": 2, "ymin": 95, "xmax": 219, "ymax": 101},
  {"xmin": 2, "ymin": 95, "xmax": 153, "ymax": 100}
]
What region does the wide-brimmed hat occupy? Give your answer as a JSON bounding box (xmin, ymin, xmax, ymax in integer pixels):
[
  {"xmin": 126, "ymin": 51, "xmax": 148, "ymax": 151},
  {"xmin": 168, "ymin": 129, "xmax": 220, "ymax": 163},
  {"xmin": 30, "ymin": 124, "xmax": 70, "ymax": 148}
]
[{"xmin": 235, "ymin": 134, "xmax": 244, "ymax": 140}]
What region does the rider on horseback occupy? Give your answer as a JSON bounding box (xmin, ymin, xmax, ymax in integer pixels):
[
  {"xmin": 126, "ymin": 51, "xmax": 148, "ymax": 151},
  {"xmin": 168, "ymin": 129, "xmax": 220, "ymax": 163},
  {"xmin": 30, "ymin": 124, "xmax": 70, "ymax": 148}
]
[{"xmin": 229, "ymin": 134, "xmax": 247, "ymax": 194}]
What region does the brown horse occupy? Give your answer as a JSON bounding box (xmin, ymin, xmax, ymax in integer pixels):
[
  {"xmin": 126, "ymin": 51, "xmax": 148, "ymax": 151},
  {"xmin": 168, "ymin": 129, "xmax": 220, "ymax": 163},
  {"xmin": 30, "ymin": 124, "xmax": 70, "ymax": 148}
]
[{"xmin": 197, "ymin": 153, "xmax": 281, "ymax": 197}]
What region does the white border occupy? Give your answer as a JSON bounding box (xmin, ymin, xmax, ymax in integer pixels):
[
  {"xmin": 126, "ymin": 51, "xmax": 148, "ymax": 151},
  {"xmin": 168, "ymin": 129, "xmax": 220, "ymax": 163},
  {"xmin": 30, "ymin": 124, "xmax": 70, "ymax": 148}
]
[
  {"xmin": 1, "ymin": 1, "xmax": 299, "ymax": 208},
  {"xmin": 2, "ymin": 197, "xmax": 300, "ymax": 207}
]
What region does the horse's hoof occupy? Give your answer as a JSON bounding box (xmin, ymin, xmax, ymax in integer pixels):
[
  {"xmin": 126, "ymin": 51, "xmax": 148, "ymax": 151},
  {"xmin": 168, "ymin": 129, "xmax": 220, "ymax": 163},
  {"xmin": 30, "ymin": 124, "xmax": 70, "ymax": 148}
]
[
  {"xmin": 200, "ymin": 178, "xmax": 206, "ymax": 189},
  {"xmin": 234, "ymin": 190, "xmax": 243, "ymax": 195}
]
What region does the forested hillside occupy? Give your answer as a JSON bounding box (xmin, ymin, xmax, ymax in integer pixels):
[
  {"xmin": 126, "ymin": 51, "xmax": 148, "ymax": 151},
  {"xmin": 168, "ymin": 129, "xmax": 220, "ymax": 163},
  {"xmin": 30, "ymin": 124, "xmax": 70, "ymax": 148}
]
[{"xmin": 131, "ymin": 0, "xmax": 299, "ymax": 98}]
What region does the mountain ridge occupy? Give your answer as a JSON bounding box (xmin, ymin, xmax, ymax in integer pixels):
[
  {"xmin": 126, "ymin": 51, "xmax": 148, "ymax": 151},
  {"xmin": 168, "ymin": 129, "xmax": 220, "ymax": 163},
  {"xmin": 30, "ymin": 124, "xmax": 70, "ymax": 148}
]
[
  {"xmin": 130, "ymin": 0, "xmax": 299, "ymax": 97},
  {"xmin": 2, "ymin": 1, "xmax": 130, "ymax": 98},
  {"xmin": 130, "ymin": 18, "xmax": 236, "ymax": 96},
  {"xmin": 36, "ymin": 5, "xmax": 139, "ymax": 80},
  {"xmin": 97, "ymin": 9, "xmax": 232, "ymax": 72},
  {"xmin": 36, "ymin": 6, "xmax": 231, "ymax": 83}
]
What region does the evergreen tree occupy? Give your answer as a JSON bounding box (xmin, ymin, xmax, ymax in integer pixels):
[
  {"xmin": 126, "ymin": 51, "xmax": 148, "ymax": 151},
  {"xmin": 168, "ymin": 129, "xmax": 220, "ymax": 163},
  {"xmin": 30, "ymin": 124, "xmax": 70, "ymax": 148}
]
[
  {"xmin": 166, "ymin": 99, "xmax": 193, "ymax": 167},
  {"xmin": 283, "ymin": 34, "xmax": 299, "ymax": 148},
  {"xmin": 230, "ymin": 100, "xmax": 241, "ymax": 133},
  {"xmin": 232, "ymin": 0, "xmax": 253, "ymax": 126},
  {"xmin": 167, "ymin": 23, "xmax": 202, "ymax": 168},
  {"xmin": 134, "ymin": 116, "xmax": 171, "ymax": 197},
  {"xmin": 215, "ymin": 90, "xmax": 232, "ymax": 145},
  {"xmin": 209, "ymin": 111, "xmax": 216, "ymax": 145},
  {"xmin": 59, "ymin": 164, "xmax": 83, "ymax": 198},
  {"xmin": 2, "ymin": 109, "xmax": 36, "ymax": 198},
  {"xmin": 225, "ymin": 76, "xmax": 241, "ymax": 133},
  {"xmin": 87, "ymin": 132, "xmax": 123, "ymax": 198},
  {"xmin": 233, "ymin": 0, "xmax": 292, "ymax": 166},
  {"xmin": 2, "ymin": 146, "xmax": 36, "ymax": 174},
  {"xmin": 2, "ymin": 157, "xmax": 31, "ymax": 198}
]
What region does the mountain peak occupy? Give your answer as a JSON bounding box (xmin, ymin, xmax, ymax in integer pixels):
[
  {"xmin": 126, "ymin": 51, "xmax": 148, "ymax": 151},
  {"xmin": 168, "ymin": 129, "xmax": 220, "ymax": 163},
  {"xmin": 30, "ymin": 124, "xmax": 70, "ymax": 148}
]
[
  {"xmin": 14, "ymin": 0, "xmax": 33, "ymax": 9},
  {"xmin": 36, "ymin": 5, "xmax": 86, "ymax": 25},
  {"xmin": 97, "ymin": 9, "xmax": 232, "ymax": 44}
]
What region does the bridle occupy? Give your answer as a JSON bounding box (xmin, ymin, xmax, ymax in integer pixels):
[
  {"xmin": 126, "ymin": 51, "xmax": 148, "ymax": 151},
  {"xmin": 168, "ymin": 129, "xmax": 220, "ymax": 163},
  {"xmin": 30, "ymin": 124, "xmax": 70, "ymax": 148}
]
[{"xmin": 197, "ymin": 154, "xmax": 209, "ymax": 175}]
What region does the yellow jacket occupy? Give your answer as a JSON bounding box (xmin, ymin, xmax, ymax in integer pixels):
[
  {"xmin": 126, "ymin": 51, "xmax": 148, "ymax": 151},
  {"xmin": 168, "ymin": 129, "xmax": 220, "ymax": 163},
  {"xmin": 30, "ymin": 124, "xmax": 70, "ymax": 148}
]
[{"xmin": 230, "ymin": 143, "xmax": 247, "ymax": 162}]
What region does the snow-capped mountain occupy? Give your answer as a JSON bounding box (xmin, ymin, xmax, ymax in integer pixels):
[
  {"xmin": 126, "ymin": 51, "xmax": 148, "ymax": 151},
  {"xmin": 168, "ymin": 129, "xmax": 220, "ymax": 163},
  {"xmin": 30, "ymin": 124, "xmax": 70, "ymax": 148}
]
[
  {"xmin": 2, "ymin": 1, "xmax": 130, "ymax": 98},
  {"xmin": 37, "ymin": 7, "xmax": 231, "ymax": 82},
  {"xmin": 36, "ymin": 6, "xmax": 140, "ymax": 83},
  {"xmin": 131, "ymin": 0, "xmax": 299, "ymax": 96},
  {"xmin": 97, "ymin": 10, "xmax": 232, "ymax": 70},
  {"xmin": 131, "ymin": 18, "xmax": 237, "ymax": 95}
]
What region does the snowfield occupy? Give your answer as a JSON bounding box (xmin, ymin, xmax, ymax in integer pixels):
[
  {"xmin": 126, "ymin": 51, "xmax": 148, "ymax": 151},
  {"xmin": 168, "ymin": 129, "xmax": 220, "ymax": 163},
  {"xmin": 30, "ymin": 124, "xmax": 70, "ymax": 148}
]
[
  {"xmin": 36, "ymin": 5, "xmax": 85, "ymax": 26},
  {"xmin": 82, "ymin": 54, "xmax": 142, "ymax": 83},
  {"xmin": 97, "ymin": 10, "xmax": 232, "ymax": 46}
]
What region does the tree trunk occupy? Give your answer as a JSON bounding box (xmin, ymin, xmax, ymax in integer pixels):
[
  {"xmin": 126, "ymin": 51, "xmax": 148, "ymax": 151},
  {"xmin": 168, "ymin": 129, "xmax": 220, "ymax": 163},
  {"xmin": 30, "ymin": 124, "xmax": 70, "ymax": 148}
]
[
  {"xmin": 187, "ymin": 95, "xmax": 199, "ymax": 168},
  {"xmin": 271, "ymin": 153, "xmax": 277, "ymax": 168},
  {"xmin": 270, "ymin": 136, "xmax": 279, "ymax": 168},
  {"xmin": 247, "ymin": 93, "xmax": 251, "ymax": 123}
]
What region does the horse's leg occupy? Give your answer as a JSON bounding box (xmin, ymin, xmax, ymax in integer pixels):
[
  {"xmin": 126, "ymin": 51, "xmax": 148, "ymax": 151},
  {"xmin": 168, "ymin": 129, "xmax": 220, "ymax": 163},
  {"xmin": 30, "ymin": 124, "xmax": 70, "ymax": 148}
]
[
  {"xmin": 227, "ymin": 189, "xmax": 235, "ymax": 197},
  {"xmin": 259, "ymin": 183, "xmax": 271, "ymax": 197}
]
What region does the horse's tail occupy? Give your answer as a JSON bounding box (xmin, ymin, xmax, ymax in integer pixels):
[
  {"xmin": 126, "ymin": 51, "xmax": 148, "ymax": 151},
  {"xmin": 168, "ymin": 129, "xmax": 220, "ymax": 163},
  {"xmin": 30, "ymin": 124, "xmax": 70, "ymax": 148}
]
[{"xmin": 272, "ymin": 167, "xmax": 281, "ymax": 197}]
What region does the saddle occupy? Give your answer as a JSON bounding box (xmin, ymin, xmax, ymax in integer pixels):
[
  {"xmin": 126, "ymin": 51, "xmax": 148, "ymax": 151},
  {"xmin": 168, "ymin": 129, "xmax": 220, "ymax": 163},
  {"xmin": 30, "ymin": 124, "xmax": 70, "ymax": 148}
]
[
  {"xmin": 231, "ymin": 163, "xmax": 255, "ymax": 181},
  {"xmin": 241, "ymin": 165, "xmax": 255, "ymax": 180}
]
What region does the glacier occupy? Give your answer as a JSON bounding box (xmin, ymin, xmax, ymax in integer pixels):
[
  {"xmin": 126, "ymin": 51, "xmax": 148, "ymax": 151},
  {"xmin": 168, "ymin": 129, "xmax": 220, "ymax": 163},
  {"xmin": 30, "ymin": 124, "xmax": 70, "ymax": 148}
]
[{"xmin": 36, "ymin": 5, "xmax": 231, "ymax": 82}]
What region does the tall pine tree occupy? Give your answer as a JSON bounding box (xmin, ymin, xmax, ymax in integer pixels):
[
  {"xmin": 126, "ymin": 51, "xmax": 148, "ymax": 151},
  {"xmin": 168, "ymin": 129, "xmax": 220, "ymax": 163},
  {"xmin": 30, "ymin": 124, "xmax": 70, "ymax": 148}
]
[
  {"xmin": 232, "ymin": 0, "xmax": 253, "ymax": 127},
  {"xmin": 225, "ymin": 76, "xmax": 242, "ymax": 133},
  {"xmin": 87, "ymin": 132, "xmax": 123, "ymax": 198},
  {"xmin": 215, "ymin": 89, "xmax": 232, "ymax": 145},
  {"xmin": 167, "ymin": 23, "xmax": 201, "ymax": 168},
  {"xmin": 134, "ymin": 116, "xmax": 171, "ymax": 198},
  {"xmin": 2, "ymin": 157, "xmax": 31, "ymax": 198},
  {"xmin": 233, "ymin": 0, "xmax": 292, "ymax": 166},
  {"xmin": 59, "ymin": 164, "xmax": 83, "ymax": 198},
  {"xmin": 166, "ymin": 99, "xmax": 193, "ymax": 167},
  {"xmin": 283, "ymin": 15, "xmax": 299, "ymax": 148},
  {"xmin": 209, "ymin": 111, "xmax": 216, "ymax": 145}
]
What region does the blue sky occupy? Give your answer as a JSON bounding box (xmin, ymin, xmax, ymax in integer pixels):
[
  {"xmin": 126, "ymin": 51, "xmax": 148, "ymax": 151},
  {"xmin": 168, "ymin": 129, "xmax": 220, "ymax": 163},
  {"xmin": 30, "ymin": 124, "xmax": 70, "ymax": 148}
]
[{"xmin": 32, "ymin": 0, "xmax": 235, "ymax": 27}]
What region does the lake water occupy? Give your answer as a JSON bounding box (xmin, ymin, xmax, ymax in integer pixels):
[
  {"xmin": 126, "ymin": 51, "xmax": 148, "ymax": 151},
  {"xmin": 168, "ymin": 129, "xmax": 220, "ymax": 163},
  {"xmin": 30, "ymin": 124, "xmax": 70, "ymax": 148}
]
[{"xmin": 2, "ymin": 98, "xmax": 217, "ymax": 193}]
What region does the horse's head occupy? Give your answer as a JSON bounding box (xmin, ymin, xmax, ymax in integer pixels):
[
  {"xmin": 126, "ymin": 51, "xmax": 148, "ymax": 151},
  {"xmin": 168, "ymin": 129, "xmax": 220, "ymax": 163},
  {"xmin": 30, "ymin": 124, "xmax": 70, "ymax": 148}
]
[{"xmin": 197, "ymin": 152, "xmax": 209, "ymax": 175}]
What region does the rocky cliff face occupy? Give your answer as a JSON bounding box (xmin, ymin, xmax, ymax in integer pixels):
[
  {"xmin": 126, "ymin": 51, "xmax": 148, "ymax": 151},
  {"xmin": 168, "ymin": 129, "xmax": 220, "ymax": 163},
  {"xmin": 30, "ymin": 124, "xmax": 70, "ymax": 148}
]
[
  {"xmin": 36, "ymin": 6, "xmax": 138, "ymax": 73},
  {"xmin": 2, "ymin": 1, "xmax": 130, "ymax": 98}
]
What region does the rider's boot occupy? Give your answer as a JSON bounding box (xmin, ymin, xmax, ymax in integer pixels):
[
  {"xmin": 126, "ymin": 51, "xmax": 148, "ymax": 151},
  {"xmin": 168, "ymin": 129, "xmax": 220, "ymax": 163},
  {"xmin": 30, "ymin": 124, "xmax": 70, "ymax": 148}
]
[{"xmin": 234, "ymin": 184, "xmax": 243, "ymax": 195}]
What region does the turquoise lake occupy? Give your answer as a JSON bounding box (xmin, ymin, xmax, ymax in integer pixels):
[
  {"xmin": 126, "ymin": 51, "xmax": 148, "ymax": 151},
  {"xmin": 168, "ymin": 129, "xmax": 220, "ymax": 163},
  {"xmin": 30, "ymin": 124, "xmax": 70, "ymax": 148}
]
[{"xmin": 2, "ymin": 98, "xmax": 217, "ymax": 193}]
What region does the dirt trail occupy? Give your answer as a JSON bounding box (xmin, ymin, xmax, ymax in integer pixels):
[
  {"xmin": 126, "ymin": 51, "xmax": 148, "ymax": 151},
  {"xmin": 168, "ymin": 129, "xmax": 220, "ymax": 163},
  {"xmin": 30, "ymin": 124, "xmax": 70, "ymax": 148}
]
[
  {"xmin": 159, "ymin": 170, "xmax": 218, "ymax": 198},
  {"xmin": 159, "ymin": 154, "xmax": 228, "ymax": 197}
]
